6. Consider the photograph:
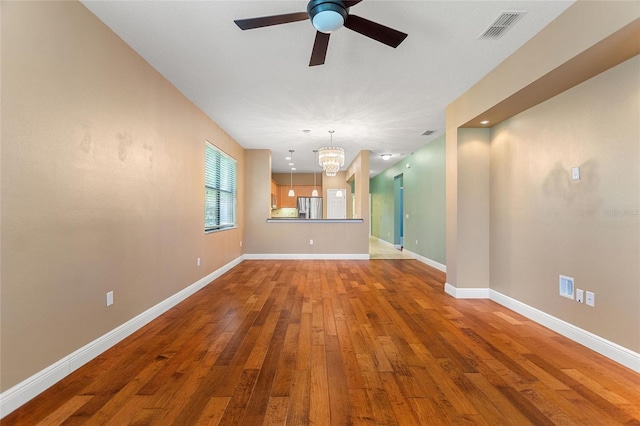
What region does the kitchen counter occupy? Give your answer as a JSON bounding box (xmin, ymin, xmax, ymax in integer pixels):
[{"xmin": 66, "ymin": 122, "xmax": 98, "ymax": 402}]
[
  {"xmin": 266, "ymin": 218, "xmax": 364, "ymax": 223},
  {"xmin": 270, "ymin": 207, "xmax": 298, "ymax": 218}
]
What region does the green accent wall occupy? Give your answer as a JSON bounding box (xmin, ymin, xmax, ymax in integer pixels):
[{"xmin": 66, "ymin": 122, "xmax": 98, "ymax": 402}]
[
  {"xmin": 370, "ymin": 135, "xmax": 446, "ymax": 264},
  {"xmin": 393, "ymin": 174, "xmax": 403, "ymax": 246}
]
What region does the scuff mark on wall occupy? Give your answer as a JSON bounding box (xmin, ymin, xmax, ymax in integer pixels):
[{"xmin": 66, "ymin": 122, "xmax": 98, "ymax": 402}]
[
  {"xmin": 116, "ymin": 131, "xmax": 132, "ymax": 161},
  {"xmin": 542, "ymin": 159, "xmax": 602, "ymax": 216}
]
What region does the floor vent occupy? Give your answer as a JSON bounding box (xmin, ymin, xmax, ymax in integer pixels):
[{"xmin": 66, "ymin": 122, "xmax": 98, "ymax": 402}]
[{"xmin": 479, "ymin": 11, "xmax": 526, "ymax": 39}]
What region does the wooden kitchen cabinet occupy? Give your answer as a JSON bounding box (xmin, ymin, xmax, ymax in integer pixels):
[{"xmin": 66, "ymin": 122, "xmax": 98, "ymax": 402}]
[
  {"xmin": 295, "ymin": 185, "xmax": 316, "ymax": 197},
  {"xmin": 278, "ymin": 185, "xmax": 321, "ymax": 208},
  {"xmin": 279, "ymin": 185, "xmax": 296, "ymax": 208},
  {"xmin": 270, "ymin": 180, "xmax": 279, "ymax": 208}
]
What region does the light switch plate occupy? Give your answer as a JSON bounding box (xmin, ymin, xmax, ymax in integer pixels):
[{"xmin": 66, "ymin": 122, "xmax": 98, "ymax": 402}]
[
  {"xmin": 576, "ymin": 288, "xmax": 584, "ymax": 303},
  {"xmin": 571, "ymin": 167, "xmax": 580, "ymax": 180},
  {"xmin": 106, "ymin": 291, "xmax": 114, "ymax": 307},
  {"xmin": 586, "ymin": 291, "xmax": 595, "ymax": 307}
]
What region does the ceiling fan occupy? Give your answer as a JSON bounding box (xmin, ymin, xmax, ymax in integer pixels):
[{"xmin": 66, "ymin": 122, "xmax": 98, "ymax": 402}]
[{"xmin": 234, "ymin": 0, "xmax": 408, "ymax": 66}]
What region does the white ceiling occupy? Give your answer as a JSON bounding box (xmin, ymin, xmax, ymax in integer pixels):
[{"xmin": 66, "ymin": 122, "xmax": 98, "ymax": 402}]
[{"xmin": 81, "ymin": 0, "xmax": 573, "ymax": 176}]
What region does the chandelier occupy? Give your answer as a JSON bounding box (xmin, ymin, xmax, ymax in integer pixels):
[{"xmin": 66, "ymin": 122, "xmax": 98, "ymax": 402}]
[{"xmin": 318, "ymin": 131, "xmax": 344, "ymax": 176}]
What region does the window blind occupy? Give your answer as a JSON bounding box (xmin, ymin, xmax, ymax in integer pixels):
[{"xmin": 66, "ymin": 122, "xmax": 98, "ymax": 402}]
[{"xmin": 205, "ymin": 141, "xmax": 236, "ymax": 232}]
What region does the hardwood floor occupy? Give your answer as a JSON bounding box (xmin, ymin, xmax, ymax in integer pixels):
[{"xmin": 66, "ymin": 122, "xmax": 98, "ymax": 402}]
[{"xmin": 4, "ymin": 260, "xmax": 640, "ymax": 425}]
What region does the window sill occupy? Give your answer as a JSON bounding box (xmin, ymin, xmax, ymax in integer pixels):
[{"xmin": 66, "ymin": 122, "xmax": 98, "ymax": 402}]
[{"xmin": 205, "ymin": 225, "xmax": 238, "ymax": 234}]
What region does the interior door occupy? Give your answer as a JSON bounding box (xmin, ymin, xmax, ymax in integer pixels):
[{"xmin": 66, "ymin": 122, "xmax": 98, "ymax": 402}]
[{"xmin": 327, "ymin": 189, "xmax": 346, "ymax": 219}]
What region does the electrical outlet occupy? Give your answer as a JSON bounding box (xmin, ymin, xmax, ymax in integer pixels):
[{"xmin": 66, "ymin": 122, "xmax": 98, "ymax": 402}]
[
  {"xmin": 197, "ymin": 257, "xmax": 201, "ymax": 266},
  {"xmin": 240, "ymin": 240, "xmax": 242, "ymax": 247},
  {"xmin": 415, "ymin": 240, "xmax": 418, "ymax": 245},
  {"xmin": 586, "ymin": 291, "xmax": 595, "ymax": 307},
  {"xmin": 106, "ymin": 291, "xmax": 114, "ymax": 307},
  {"xmin": 576, "ymin": 288, "xmax": 584, "ymax": 303},
  {"xmin": 310, "ymin": 239, "xmax": 314, "ymax": 245}
]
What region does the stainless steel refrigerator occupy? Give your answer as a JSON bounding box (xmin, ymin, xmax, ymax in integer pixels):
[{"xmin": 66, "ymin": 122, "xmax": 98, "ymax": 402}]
[{"xmin": 297, "ymin": 197, "xmax": 322, "ymax": 219}]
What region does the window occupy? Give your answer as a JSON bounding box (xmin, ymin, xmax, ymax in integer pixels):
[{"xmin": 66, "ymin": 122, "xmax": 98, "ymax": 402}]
[{"xmin": 205, "ymin": 141, "xmax": 236, "ymax": 232}]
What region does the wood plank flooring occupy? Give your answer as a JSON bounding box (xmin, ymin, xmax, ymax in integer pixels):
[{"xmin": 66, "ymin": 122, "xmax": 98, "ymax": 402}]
[{"xmin": 4, "ymin": 259, "xmax": 640, "ymax": 425}]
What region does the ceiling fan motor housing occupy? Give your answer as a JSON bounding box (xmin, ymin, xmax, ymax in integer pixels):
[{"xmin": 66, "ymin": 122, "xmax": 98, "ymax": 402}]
[{"xmin": 307, "ymin": 0, "xmax": 348, "ymax": 33}]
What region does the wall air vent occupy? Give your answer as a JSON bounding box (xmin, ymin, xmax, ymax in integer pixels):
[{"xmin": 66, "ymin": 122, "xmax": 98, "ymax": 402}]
[
  {"xmin": 479, "ymin": 11, "xmax": 526, "ymax": 39},
  {"xmin": 422, "ymin": 130, "xmax": 436, "ymax": 136}
]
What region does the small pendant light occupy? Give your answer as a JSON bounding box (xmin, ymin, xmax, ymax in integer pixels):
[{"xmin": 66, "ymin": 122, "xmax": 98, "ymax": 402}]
[
  {"xmin": 312, "ymin": 150, "xmax": 319, "ymax": 197},
  {"xmin": 288, "ymin": 150, "xmax": 295, "ymax": 197}
]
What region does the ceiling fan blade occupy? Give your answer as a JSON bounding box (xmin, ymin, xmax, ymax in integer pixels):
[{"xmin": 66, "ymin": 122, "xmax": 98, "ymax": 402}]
[
  {"xmin": 344, "ymin": 14, "xmax": 408, "ymax": 48},
  {"xmin": 309, "ymin": 31, "xmax": 330, "ymax": 66},
  {"xmin": 343, "ymin": 0, "xmax": 364, "ymax": 7},
  {"xmin": 234, "ymin": 12, "xmax": 308, "ymax": 30}
]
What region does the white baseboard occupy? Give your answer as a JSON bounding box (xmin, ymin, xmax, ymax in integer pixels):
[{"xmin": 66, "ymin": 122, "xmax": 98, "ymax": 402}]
[
  {"xmin": 243, "ymin": 253, "xmax": 370, "ymax": 260},
  {"xmin": 442, "ymin": 283, "xmax": 640, "ymax": 373},
  {"xmin": 444, "ymin": 282, "xmax": 489, "ymax": 298},
  {"xmin": 404, "ymin": 250, "xmax": 446, "ymax": 273},
  {"xmin": 372, "ymin": 237, "xmax": 446, "ymax": 272},
  {"xmin": 488, "ymin": 290, "xmax": 640, "ymax": 373},
  {"xmin": 0, "ymin": 256, "xmax": 244, "ymax": 419}
]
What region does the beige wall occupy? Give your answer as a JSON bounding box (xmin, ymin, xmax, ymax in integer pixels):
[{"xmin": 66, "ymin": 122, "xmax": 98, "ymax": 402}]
[
  {"xmin": 244, "ymin": 150, "xmax": 369, "ymax": 255},
  {"xmin": 490, "ymin": 56, "xmax": 639, "ymax": 351},
  {"xmin": 345, "ymin": 150, "xmax": 370, "ymax": 223},
  {"xmin": 446, "ymin": 1, "xmax": 640, "ymax": 353},
  {"xmin": 456, "ymin": 129, "xmax": 490, "ymax": 288},
  {"xmin": 1, "ymin": 1, "xmax": 244, "ymax": 391},
  {"xmin": 244, "ymin": 149, "xmax": 273, "ymax": 252}
]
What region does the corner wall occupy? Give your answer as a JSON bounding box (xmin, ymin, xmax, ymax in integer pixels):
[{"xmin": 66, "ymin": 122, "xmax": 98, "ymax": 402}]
[{"xmin": 1, "ymin": 1, "xmax": 244, "ymax": 392}]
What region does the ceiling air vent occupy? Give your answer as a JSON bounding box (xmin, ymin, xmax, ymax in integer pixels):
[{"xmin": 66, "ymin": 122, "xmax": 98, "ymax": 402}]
[
  {"xmin": 422, "ymin": 130, "xmax": 436, "ymax": 136},
  {"xmin": 479, "ymin": 11, "xmax": 526, "ymax": 39}
]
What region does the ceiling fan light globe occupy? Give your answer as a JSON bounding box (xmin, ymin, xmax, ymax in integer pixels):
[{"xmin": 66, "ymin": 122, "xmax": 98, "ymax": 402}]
[
  {"xmin": 307, "ymin": 0, "xmax": 347, "ymax": 33},
  {"xmin": 312, "ymin": 10, "xmax": 345, "ymax": 33}
]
